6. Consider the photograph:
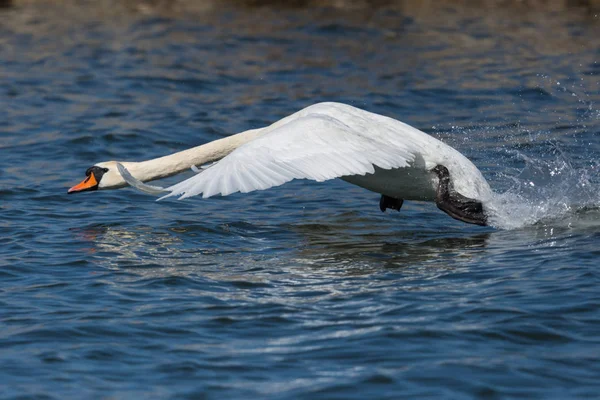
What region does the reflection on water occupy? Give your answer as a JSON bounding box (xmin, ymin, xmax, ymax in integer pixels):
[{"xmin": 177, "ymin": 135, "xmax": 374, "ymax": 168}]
[
  {"xmin": 75, "ymin": 218, "xmax": 571, "ymax": 280},
  {"xmin": 68, "ymin": 222, "xmax": 496, "ymax": 312},
  {"xmin": 72, "ymin": 204, "xmax": 599, "ymax": 287},
  {"xmin": 291, "ymin": 222, "xmax": 491, "ymax": 270},
  {"xmin": 73, "ymin": 222, "xmax": 491, "ymax": 270}
]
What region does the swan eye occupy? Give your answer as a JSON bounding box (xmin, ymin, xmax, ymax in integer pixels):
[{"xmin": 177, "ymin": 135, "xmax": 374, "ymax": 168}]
[{"xmin": 85, "ymin": 166, "xmax": 109, "ymax": 180}]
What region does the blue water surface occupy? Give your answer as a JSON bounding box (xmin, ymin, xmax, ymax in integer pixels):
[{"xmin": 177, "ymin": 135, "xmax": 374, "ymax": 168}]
[{"xmin": 1, "ymin": 1, "xmax": 600, "ymax": 398}]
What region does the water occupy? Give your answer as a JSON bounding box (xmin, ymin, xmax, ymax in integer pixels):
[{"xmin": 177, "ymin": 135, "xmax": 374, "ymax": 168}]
[{"xmin": 1, "ymin": 1, "xmax": 600, "ymax": 398}]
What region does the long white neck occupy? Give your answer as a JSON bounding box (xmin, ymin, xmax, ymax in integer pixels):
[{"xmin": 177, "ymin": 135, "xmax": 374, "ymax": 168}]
[{"xmin": 120, "ymin": 128, "xmax": 263, "ymax": 183}]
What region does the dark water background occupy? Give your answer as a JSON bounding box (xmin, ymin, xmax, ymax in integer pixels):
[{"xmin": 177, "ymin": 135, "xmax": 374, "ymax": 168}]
[{"xmin": 1, "ymin": 1, "xmax": 600, "ymax": 398}]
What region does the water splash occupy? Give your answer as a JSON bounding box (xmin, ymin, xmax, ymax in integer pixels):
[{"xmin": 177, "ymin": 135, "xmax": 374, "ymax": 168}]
[{"xmin": 486, "ymin": 144, "xmax": 600, "ymax": 230}]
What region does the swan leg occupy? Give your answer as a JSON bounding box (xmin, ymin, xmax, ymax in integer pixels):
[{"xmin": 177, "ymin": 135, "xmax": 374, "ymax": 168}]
[
  {"xmin": 432, "ymin": 165, "xmax": 487, "ymax": 226},
  {"xmin": 380, "ymin": 195, "xmax": 404, "ymax": 212}
]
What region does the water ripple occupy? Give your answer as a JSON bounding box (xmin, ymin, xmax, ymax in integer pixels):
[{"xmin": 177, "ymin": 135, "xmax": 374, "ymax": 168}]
[{"xmin": 1, "ymin": 1, "xmax": 600, "ymax": 399}]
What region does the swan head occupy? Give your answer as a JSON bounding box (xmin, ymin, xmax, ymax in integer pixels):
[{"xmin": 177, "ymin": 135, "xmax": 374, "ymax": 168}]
[{"xmin": 68, "ymin": 161, "xmax": 127, "ymax": 193}]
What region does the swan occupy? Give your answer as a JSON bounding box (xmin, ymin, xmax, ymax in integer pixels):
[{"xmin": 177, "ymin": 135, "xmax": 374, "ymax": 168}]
[{"xmin": 68, "ymin": 102, "xmax": 493, "ymax": 225}]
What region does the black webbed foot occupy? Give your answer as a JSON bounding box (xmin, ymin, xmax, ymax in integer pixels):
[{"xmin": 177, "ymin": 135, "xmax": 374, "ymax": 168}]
[
  {"xmin": 431, "ymin": 165, "xmax": 487, "ymax": 226},
  {"xmin": 380, "ymin": 195, "xmax": 404, "ymax": 212}
]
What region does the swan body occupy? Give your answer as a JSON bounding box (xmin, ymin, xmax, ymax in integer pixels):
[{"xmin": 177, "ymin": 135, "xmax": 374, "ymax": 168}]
[{"xmin": 69, "ymin": 102, "xmax": 493, "ymax": 224}]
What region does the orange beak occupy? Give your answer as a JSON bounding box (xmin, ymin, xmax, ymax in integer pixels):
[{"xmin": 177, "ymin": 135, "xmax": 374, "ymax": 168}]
[{"xmin": 68, "ymin": 173, "xmax": 98, "ymax": 194}]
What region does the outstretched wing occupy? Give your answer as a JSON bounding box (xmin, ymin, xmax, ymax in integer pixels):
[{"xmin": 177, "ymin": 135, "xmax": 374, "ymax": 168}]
[{"xmin": 161, "ymin": 107, "xmax": 423, "ymax": 200}]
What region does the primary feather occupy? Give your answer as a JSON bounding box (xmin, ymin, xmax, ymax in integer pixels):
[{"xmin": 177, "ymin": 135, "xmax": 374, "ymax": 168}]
[{"xmin": 161, "ymin": 102, "xmax": 429, "ymax": 201}]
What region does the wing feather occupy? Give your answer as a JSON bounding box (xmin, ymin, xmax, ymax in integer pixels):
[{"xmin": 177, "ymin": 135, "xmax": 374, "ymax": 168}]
[{"xmin": 160, "ymin": 104, "xmax": 422, "ymax": 200}]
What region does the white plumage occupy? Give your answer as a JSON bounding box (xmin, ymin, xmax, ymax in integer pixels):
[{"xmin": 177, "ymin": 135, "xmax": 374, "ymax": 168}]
[{"xmin": 158, "ymin": 102, "xmax": 492, "ymax": 203}]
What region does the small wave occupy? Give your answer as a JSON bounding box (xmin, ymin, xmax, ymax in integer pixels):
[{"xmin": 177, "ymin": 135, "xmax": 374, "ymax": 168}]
[{"xmin": 486, "ymin": 146, "xmax": 600, "ymax": 230}]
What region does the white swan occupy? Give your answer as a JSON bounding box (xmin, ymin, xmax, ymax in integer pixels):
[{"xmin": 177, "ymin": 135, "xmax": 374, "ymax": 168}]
[{"xmin": 68, "ymin": 102, "xmax": 494, "ymax": 225}]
